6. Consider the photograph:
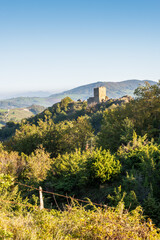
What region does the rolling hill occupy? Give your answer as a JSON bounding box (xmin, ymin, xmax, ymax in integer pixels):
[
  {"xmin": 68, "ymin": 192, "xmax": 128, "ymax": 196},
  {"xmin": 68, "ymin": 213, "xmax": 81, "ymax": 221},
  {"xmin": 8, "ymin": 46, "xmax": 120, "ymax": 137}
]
[
  {"xmin": 0, "ymin": 105, "xmax": 45, "ymax": 128},
  {"xmin": 0, "ymin": 79, "xmax": 156, "ymax": 109}
]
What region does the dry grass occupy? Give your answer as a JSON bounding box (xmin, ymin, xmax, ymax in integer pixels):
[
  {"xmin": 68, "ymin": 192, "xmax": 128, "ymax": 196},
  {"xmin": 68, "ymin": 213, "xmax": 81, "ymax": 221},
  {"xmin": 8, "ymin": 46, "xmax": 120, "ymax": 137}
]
[{"xmin": 0, "ymin": 202, "xmax": 159, "ymax": 240}]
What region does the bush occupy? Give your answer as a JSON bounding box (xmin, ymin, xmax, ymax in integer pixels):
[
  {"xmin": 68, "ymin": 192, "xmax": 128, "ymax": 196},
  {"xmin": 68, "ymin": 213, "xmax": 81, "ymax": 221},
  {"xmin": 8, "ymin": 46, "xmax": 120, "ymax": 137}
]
[
  {"xmin": 46, "ymin": 148, "xmax": 121, "ymax": 193},
  {"xmin": 0, "ymin": 147, "xmax": 25, "ymax": 177},
  {"xmin": 24, "ymin": 146, "xmax": 52, "ymax": 183}
]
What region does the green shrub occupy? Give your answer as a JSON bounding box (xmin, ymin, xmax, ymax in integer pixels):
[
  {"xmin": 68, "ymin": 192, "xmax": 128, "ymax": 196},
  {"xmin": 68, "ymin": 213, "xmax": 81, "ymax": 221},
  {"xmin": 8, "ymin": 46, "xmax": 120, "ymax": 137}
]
[
  {"xmin": 46, "ymin": 148, "xmax": 121, "ymax": 193},
  {"xmin": 87, "ymin": 148, "xmax": 121, "ymax": 183}
]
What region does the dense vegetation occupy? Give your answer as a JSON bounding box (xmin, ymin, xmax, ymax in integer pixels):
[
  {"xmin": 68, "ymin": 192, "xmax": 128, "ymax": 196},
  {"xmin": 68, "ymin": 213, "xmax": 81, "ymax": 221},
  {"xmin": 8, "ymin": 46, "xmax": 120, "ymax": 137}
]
[{"xmin": 0, "ymin": 81, "xmax": 160, "ymax": 239}]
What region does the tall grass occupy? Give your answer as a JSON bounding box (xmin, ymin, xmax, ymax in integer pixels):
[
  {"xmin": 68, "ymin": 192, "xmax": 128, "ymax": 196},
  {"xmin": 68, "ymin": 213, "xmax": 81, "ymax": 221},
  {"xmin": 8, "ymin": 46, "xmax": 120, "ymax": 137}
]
[{"xmin": 0, "ymin": 201, "xmax": 159, "ymax": 239}]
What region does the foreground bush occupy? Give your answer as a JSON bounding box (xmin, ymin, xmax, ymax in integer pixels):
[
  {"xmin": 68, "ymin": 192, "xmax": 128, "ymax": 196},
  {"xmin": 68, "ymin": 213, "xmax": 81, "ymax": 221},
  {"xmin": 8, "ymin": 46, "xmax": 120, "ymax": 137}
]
[
  {"xmin": 46, "ymin": 148, "xmax": 121, "ymax": 193},
  {"xmin": 0, "ymin": 202, "xmax": 159, "ymax": 239},
  {"xmin": 0, "ymin": 145, "xmax": 53, "ymax": 183},
  {"xmin": 0, "ymin": 146, "xmax": 25, "ymax": 177}
]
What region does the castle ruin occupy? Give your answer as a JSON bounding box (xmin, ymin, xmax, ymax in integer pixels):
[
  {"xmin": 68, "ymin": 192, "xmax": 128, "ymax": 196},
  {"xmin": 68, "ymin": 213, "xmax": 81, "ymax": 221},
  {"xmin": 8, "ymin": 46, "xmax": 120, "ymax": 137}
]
[{"xmin": 87, "ymin": 86, "xmax": 108, "ymax": 104}]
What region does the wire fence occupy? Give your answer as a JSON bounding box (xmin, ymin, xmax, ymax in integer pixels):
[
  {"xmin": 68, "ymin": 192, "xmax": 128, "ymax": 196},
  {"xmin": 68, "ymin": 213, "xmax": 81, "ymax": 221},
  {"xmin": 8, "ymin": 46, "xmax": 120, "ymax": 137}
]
[{"xmin": 14, "ymin": 181, "xmax": 106, "ymax": 208}]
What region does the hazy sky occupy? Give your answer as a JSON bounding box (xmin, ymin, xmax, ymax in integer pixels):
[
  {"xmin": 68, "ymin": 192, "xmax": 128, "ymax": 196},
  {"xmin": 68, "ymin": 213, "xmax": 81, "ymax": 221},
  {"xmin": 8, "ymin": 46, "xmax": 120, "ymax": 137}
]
[{"xmin": 0, "ymin": 0, "xmax": 160, "ymax": 92}]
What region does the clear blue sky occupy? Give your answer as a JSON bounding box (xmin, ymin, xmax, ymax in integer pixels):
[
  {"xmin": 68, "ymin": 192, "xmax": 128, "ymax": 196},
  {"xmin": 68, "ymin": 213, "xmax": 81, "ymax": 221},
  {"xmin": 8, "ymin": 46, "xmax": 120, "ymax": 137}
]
[{"xmin": 0, "ymin": 0, "xmax": 160, "ymax": 92}]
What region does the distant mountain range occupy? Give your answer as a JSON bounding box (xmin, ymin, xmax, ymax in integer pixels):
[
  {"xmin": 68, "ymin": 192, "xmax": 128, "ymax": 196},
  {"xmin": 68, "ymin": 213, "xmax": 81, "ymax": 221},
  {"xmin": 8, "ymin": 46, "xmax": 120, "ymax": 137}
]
[
  {"xmin": 0, "ymin": 91, "xmax": 54, "ymax": 100},
  {"xmin": 0, "ymin": 80, "xmax": 157, "ymax": 109}
]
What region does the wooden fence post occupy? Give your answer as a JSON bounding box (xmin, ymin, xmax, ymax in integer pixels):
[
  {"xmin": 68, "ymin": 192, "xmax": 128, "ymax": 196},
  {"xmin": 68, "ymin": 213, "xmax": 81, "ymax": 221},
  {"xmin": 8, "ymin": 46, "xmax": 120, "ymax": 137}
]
[{"xmin": 39, "ymin": 186, "xmax": 44, "ymax": 210}]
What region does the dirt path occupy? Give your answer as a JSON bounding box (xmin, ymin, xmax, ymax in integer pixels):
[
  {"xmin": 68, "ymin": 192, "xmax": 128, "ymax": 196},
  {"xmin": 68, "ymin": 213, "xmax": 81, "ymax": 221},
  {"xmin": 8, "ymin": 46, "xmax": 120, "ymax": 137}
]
[{"xmin": 5, "ymin": 109, "xmax": 9, "ymax": 122}]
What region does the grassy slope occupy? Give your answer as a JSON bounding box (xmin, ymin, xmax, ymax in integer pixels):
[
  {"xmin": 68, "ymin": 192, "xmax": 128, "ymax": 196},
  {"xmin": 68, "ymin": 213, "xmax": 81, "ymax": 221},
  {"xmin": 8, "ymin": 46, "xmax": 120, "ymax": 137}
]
[
  {"xmin": 0, "ymin": 109, "xmax": 33, "ymax": 127},
  {"xmin": 0, "ymin": 105, "xmax": 45, "ymax": 128}
]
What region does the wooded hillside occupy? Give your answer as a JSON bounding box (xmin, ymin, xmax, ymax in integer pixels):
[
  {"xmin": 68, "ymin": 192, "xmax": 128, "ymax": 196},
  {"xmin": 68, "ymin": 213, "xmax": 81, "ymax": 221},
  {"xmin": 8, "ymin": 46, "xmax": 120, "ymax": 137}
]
[{"xmin": 0, "ymin": 81, "xmax": 160, "ymax": 239}]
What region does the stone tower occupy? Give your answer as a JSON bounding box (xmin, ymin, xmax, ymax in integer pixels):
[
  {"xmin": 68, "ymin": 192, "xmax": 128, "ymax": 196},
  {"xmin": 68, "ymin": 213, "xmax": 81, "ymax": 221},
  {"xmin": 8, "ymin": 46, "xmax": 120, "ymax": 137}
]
[
  {"xmin": 87, "ymin": 86, "xmax": 108, "ymax": 104},
  {"xmin": 94, "ymin": 87, "xmax": 106, "ymax": 103}
]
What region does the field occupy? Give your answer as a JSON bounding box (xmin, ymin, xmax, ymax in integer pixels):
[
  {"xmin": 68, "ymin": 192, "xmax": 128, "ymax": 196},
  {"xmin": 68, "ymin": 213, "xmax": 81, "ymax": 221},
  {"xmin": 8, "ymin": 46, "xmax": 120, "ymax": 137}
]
[{"xmin": 0, "ymin": 105, "xmax": 45, "ymax": 128}]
